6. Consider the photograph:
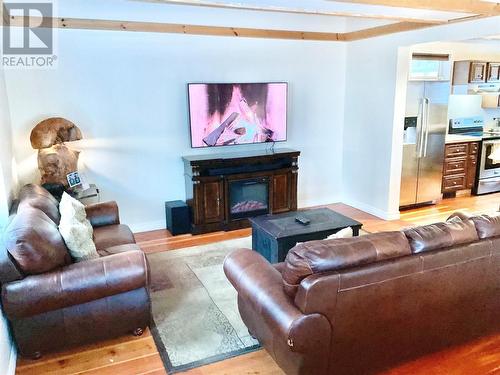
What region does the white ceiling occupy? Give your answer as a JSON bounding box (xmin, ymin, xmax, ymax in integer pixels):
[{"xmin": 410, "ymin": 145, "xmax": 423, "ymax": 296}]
[
  {"xmin": 464, "ymin": 35, "xmax": 500, "ymax": 44},
  {"xmin": 53, "ymin": 0, "xmax": 476, "ymax": 33},
  {"xmin": 136, "ymin": 0, "xmax": 473, "ymax": 21}
]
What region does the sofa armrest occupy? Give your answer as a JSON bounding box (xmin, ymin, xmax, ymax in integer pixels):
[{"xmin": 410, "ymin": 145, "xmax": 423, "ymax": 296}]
[
  {"xmin": 85, "ymin": 201, "xmax": 120, "ymax": 228},
  {"xmin": 2, "ymin": 250, "xmax": 148, "ymax": 319},
  {"xmin": 224, "ymin": 249, "xmax": 331, "ymax": 354}
]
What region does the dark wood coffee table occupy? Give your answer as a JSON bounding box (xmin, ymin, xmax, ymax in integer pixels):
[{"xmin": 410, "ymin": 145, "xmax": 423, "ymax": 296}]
[{"xmin": 249, "ymin": 208, "xmax": 363, "ymax": 263}]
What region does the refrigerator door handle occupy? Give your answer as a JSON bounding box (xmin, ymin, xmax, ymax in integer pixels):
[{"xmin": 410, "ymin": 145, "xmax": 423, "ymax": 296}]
[
  {"xmin": 417, "ymin": 99, "xmax": 425, "ymax": 158},
  {"xmin": 423, "ymin": 98, "xmax": 430, "ymax": 157}
]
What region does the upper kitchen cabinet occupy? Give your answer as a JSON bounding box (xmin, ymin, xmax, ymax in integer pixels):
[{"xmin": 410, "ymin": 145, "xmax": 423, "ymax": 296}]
[
  {"xmin": 453, "ymin": 61, "xmax": 500, "ymax": 84},
  {"xmin": 486, "ymin": 63, "xmax": 500, "ymax": 83},
  {"xmin": 453, "ymin": 61, "xmax": 487, "ymax": 84}
]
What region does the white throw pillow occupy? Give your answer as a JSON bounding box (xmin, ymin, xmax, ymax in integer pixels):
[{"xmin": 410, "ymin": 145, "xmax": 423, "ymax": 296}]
[
  {"xmin": 326, "ymin": 227, "xmax": 353, "ymax": 240},
  {"xmin": 58, "ymin": 192, "xmax": 99, "ymax": 262}
]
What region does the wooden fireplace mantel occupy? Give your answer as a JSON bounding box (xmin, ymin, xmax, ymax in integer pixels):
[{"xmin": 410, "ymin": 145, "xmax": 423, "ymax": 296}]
[{"xmin": 183, "ymin": 148, "xmax": 300, "ymax": 234}]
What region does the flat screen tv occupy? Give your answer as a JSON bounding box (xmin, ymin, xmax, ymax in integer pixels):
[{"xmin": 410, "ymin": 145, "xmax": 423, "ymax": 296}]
[{"xmin": 188, "ymin": 82, "xmax": 288, "ymax": 148}]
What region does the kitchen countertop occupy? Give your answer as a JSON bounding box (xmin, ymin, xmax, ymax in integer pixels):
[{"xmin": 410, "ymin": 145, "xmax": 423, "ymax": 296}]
[{"xmin": 445, "ymin": 134, "xmax": 482, "ymax": 144}]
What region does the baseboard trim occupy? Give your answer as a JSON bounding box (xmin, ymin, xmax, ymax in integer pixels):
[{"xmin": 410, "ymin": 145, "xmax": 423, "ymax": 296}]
[
  {"xmin": 128, "ymin": 196, "xmax": 396, "ymax": 233},
  {"xmin": 130, "ymin": 220, "xmax": 166, "ymax": 234},
  {"xmin": 298, "ymin": 196, "xmax": 341, "ymax": 210},
  {"xmin": 342, "ymin": 198, "xmax": 400, "ymax": 221}
]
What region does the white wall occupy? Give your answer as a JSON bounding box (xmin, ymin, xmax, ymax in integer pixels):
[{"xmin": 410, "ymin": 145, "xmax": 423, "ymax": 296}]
[
  {"xmin": 0, "ymin": 66, "xmax": 17, "ymax": 375},
  {"xmin": 5, "ymin": 30, "xmax": 346, "ymax": 231},
  {"xmin": 0, "ymin": 68, "xmax": 15, "ymax": 229}
]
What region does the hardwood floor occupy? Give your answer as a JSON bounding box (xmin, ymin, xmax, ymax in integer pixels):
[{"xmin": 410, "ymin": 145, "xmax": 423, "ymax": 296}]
[
  {"xmin": 15, "ymin": 193, "xmax": 500, "ymax": 375},
  {"xmin": 16, "ymin": 329, "xmax": 166, "ymax": 375}
]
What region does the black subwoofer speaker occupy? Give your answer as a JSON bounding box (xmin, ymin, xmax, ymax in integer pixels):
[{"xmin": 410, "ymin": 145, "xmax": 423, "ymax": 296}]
[{"xmin": 165, "ymin": 200, "xmax": 190, "ymax": 235}]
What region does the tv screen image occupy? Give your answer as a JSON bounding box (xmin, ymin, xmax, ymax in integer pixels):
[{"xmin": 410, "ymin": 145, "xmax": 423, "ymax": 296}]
[{"xmin": 188, "ymin": 82, "xmax": 287, "ymax": 148}]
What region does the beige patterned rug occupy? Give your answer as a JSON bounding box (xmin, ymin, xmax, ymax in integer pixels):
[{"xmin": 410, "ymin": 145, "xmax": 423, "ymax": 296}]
[{"xmin": 147, "ymin": 237, "xmax": 259, "ymax": 374}]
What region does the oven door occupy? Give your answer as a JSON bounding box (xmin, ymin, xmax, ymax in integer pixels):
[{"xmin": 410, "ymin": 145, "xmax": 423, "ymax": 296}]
[{"xmin": 480, "ymin": 139, "xmax": 500, "ymax": 179}]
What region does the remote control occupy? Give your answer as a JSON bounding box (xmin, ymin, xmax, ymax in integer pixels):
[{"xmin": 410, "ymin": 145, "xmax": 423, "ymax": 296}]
[{"xmin": 295, "ymin": 215, "xmax": 311, "ymax": 225}]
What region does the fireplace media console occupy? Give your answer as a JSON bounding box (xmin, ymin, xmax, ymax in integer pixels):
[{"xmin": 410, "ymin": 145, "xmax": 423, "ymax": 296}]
[{"xmin": 183, "ymin": 148, "xmax": 300, "ymax": 234}]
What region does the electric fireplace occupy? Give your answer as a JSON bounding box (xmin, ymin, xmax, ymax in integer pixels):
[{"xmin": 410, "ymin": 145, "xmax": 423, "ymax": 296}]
[
  {"xmin": 229, "ymin": 177, "xmax": 269, "ymax": 220},
  {"xmin": 183, "ymin": 148, "xmax": 300, "ymax": 234}
]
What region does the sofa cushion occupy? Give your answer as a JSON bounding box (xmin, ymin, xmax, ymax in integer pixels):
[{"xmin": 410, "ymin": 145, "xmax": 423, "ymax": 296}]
[
  {"xmin": 403, "ymin": 217, "xmax": 478, "ymax": 254},
  {"xmin": 470, "ymin": 214, "xmax": 500, "ymax": 239},
  {"xmin": 18, "ymin": 184, "xmax": 59, "ymax": 206},
  {"xmin": 93, "ymin": 224, "xmax": 135, "ymax": 250},
  {"xmin": 58, "ymin": 193, "xmax": 99, "ymax": 262},
  {"xmin": 18, "ymin": 184, "xmax": 61, "ymax": 224},
  {"xmin": 282, "ymin": 231, "xmax": 411, "ymax": 297},
  {"xmin": 3, "ymin": 207, "xmax": 71, "ymax": 275},
  {"xmin": 18, "ymin": 196, "xmax": 60, "ymax": 225}
]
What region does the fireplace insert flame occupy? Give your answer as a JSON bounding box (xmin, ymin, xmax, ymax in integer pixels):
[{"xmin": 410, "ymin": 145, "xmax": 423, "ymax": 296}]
[{"xmin": 229, "ymin": 178, "xmax": 269, "ymax": 220}]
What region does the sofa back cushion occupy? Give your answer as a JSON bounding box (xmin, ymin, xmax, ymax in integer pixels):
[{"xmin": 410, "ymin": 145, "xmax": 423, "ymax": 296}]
[
  {"xmin": 282, "ymin": 231, "xmax": 411, "ymax": 297},
  {"xmin": 3, "ymin": 207, "xmax": 70, "ymax": 275},
  {"xmin": 18, "ymin": 184, "xmax": 60, "ymax": 224},
  {"xmin": 470, "ymin": 214, "xmax": 500, "ymax": 239},
  {"xmin": 403, "ymin": 217, "xmax": 478, "ymax": 254}
]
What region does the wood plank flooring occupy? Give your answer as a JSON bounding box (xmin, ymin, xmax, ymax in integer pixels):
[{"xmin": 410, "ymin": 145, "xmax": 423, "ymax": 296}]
[{"xmin": 16, "ymin": 193, "xmax": 500, "ymax": 375}]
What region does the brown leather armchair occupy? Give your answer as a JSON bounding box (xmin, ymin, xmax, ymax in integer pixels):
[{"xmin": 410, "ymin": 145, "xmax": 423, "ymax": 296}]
[{"xmin": 0, "ymin": 185, "xmax": 151, "ymax": 358}]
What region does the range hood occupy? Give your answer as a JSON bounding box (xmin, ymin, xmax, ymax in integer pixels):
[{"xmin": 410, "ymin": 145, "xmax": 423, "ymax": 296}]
[
  {"xmin": 470, "ymin": 83, "xmax": 500, "ymax": 94},
  {"xmin": 469, "ymin": 83, "xmax": 500, "ymax": 108}
]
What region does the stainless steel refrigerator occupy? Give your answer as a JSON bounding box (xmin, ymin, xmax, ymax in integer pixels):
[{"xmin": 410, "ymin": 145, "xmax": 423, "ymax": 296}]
[{"xmin": 400, "ymin": 80, "xmax": 450, "ymax": 208}]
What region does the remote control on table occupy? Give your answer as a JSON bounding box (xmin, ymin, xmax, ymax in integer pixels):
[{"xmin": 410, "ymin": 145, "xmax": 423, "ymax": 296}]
[{"xmin": 295, "ymin": 215, "xmax": 311, "ymax": 225}]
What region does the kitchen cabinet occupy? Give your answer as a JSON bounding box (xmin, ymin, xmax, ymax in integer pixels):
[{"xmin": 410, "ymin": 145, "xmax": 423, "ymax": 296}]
[
  {"xmin": 466, "ymin": 155, "xmax": 478, "ymax": 189},
  {"xmin": 442, "ymin": 141, "xmax": 479, "ymax": 194},
  {"xmin": 486, "ymin": 62, "xmax": 500, "ymax": 83},
  {"xmin": 453, "ymin": 61, "xmax": 487, "ymax": 84},
  {"xmin": 470, "ymin": 62, "xmax": 488, "ymax": 83},
  {"xmin": 482, "ymin": 94, "xmax": 500, "ymax": 109}
]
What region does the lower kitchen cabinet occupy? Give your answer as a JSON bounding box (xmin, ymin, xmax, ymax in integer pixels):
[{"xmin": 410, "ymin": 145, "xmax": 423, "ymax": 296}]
[{"xmin": 442, "ymin": 141, "xmax": 479, "ymax": 195}]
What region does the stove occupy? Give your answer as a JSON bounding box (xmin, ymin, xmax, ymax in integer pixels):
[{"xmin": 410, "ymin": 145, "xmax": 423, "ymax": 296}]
[
  {"xmin": 482, "ymin": 129, "xmax": 500, "ymax": 139},
  {"xmin": 449, "ymin": 117, "xmax": 500, "ymax": 195},
  {"xmin": 448, "ymin": 116, "xmax": 484, "ymax": 134},
  {"xmin": 449, "ymin": 117, "xmax": 500, "ymax": 139},
  {"xmin": 475, "ymin": 135, "xmax": 500, "ymax": 195}
]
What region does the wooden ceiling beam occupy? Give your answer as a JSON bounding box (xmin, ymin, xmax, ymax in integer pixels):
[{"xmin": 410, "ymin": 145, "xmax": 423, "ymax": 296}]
[
  {"xmin": 6, "ymin": 15, "xmax": 342, "ymax": 41},
  {"xmin": 330, "ymin": 0, "xmax": 500, "ymax": 16},
  {"xmin": 339, "ymin": 21, "xmax": 430, "ymax": 41},
  {"xmin": 4, "ymin": 12, "xmax": 489, "ymax": 42},
  {"xmin": 132, "ymin": 0, "xmax": 445, "ymax": 24},
  {"xmin": 338, "ymin": 13, "xmax": 490, "ymax": 41}
]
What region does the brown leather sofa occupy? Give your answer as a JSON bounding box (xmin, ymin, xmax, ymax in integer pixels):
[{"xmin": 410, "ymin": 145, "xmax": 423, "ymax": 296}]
[
  {"xmin": 0, "ymin": 184, "xmax": 151, "ymax": 358},
  {"xmin": 224, "ymin": 214, "xmax": 500, "ymax": 375}
]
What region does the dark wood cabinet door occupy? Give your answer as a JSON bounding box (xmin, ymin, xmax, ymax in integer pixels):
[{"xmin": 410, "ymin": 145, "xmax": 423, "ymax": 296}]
[
  {"xmin": 469, "ymin": 62, "xmax": 487, "ymax": 83},
  {"xmin": 466, "ymin": 155, "xmax": 478, "ymax": 189},
  {"xmin": 487, "ymin": 63, "xmax": 500, "ymax": 83},
  {"xmin": 272, "ymin": 172, "xmax": 292, "ymax": 213},
  {"xmin": 201, "ymin": 180, "xmax": 224, "ymax": 224}
]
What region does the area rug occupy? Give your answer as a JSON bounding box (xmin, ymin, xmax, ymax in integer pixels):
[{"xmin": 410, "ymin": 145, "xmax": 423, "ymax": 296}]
[{"xmin": 147, "ymin": 237, "xmax": 260, "ymax": 374}]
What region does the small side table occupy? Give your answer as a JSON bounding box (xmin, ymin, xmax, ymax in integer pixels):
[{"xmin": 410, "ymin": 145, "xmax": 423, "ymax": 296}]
[{"xmin": 73, "ymin": 184, "xmax": 100, "ymax": 205}]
